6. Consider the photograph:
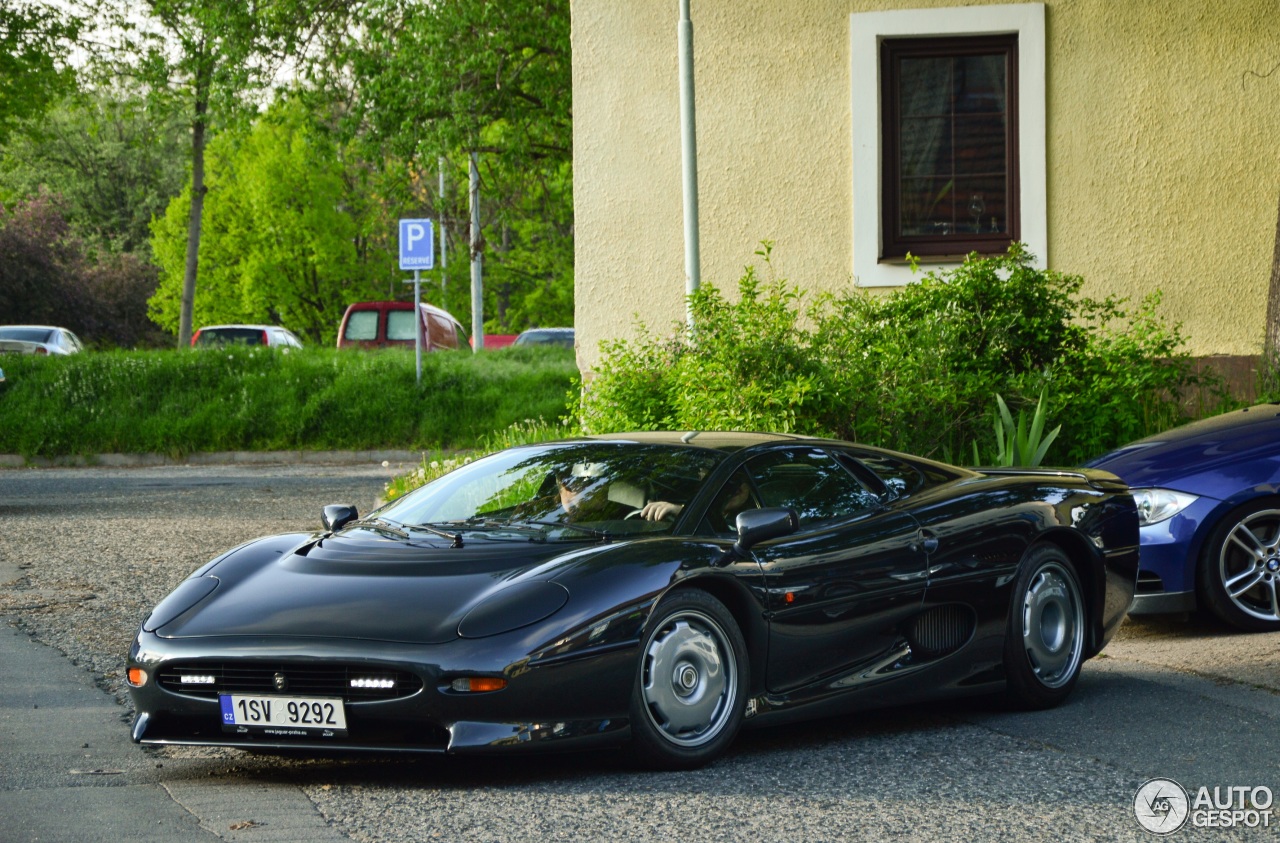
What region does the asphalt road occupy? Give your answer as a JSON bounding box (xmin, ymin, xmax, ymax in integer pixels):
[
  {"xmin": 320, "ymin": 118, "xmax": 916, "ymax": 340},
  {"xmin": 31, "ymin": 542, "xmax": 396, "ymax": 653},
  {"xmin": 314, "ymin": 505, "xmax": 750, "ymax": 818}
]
[{"xmin": 1, "ymin": 462, "xmax": 1278, "ymax": 842}]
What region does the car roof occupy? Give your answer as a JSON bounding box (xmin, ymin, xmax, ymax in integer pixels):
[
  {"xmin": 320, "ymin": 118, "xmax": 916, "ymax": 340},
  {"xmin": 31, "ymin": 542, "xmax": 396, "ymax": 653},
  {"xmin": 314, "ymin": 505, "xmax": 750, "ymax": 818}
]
[
  {"xmin": 0, "ymin": 325, "xmax": 68, "ymax": 331},
  {"xmin": 577, "ymin": 430, "xmax": 823, "ymax": 452},
  {"xmin": 342, "ymin": 301, "xmax": 463, "ymax": 325},
  {"xmin": 197, "ymin": 324, "xmax": 287, "ymax": 331}
]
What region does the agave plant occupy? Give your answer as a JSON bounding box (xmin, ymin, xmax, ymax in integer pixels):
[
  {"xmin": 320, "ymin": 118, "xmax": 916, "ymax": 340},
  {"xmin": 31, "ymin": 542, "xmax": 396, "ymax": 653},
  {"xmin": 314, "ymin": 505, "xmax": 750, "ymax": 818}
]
[{"xmin": 973, "ymin": 389, "xmax": 1061, "ymax": 467}]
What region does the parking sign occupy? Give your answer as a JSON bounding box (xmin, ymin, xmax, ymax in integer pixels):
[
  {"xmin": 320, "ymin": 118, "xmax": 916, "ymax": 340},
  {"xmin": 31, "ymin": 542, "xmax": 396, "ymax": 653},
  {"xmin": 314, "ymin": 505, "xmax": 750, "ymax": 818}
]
[{"xmin": 399, "ymin": 219, "xmax": 434, "ymax": 270}]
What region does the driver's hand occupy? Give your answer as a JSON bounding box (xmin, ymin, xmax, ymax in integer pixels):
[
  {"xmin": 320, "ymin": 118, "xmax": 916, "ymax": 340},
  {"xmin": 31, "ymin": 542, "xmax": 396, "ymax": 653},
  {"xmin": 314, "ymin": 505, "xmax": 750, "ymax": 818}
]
[{"xmin": 639, "ymin": 500, "xmax": 683, "ymax": 521}]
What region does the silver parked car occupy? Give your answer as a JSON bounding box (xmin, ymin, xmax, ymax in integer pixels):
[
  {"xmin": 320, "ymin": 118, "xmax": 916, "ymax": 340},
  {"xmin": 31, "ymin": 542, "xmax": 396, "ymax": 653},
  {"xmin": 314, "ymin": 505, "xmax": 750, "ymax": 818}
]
[{"xmin": 0, "ymin": 325, "xmax": 84, "ymax": 356}]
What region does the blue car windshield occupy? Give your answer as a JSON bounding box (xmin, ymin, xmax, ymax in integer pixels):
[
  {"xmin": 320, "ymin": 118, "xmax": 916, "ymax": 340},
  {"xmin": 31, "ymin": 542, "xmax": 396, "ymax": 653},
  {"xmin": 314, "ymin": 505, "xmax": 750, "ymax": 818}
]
[{"xmin": 377, "ymin": 442, "xmax": 725, "ymax": 539}]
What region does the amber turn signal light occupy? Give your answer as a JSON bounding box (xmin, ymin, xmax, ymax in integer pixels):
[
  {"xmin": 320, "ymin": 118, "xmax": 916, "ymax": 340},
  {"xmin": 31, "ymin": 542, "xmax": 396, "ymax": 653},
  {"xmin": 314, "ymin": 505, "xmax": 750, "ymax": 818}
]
[
  {"xmin": 127, "ymin": 667, "xmax": 148, "ymax": 687},
  {"xmin": 450, "ymin": 677, "xmax": 507, "ymax": 693}
]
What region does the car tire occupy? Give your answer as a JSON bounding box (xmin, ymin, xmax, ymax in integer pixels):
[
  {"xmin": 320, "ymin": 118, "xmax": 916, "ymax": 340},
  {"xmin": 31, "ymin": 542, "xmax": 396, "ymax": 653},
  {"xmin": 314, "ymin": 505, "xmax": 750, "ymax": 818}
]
[
  {"xmin": 1197, "ymin": 499, "xmax": 1280, "ymax": 632},
  {"xmin": 1003, "ymin": 545, "xmax": 1086, "ymax": 710},
  {"xmin": 627, "ymin": 590, "xmax": 748, "ymax": 770}
]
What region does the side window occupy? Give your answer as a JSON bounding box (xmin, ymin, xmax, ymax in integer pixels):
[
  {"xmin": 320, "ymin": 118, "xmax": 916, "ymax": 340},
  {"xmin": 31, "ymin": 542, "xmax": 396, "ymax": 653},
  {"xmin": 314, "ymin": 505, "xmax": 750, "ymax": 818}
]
[
  {"xmin": 698, "ymin": 469, "xmax": 761, "ymax": 536},
  {"xmin": 840, "ymin": 451, "xmax": 956, "ymax": 499},
  {"xmin": 850, "ymin": 454, "xmax": 921, "ymax": 498},
  {"xmin": 344, "ymin": 311, "xmax": 379, "ymax": 341},
  {"xmin": 746, "ymin": 448, "xmax": 879, "ymax": 528},
  {"xmin": 429, "ymin": 314, "xmax": 456, "ymax": 349},
  {"xmin": 386, "ymin": 310, "xmax": 418, "ymax": 341}
]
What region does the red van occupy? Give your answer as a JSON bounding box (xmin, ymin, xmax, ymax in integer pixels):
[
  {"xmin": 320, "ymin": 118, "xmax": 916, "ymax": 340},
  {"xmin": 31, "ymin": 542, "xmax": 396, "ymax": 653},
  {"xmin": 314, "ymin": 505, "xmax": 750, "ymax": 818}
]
[{"xmin": 336, "ymin": 302, "xmax": 467, "ymax": 351}]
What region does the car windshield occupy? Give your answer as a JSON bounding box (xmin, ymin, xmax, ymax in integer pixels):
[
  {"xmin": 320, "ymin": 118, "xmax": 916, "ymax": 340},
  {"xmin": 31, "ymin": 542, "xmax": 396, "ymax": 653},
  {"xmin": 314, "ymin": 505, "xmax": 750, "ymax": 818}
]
[
  {"xmin": 0, "ymin": 327, "xmax": 54, "ymax": 343},
  {"xmin": 376, "ymin": 442, "xmax": 725, "ymax": 540}
]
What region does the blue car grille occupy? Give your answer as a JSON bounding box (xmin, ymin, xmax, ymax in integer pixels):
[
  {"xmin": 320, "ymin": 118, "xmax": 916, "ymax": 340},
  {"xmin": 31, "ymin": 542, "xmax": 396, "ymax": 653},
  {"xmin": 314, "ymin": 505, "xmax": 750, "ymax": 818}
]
[{"xmin": 156, "ymin": 662, "xmax": 424, "ymax": 701}]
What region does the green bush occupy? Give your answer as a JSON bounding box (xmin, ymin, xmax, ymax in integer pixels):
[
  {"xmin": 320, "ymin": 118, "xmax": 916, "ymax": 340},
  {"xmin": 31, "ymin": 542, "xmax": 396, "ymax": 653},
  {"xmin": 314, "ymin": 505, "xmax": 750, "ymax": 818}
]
[
  {"xmin": 578, "ymin": 244, "xmax": 1219, "ymax": 465},
  {"xmin": 580, "ymin": 243, "xmax": 838, "ymax": 437},
  {"xmin": 0, "ymin": 346, "xmax": 578, "ymax": 458}
]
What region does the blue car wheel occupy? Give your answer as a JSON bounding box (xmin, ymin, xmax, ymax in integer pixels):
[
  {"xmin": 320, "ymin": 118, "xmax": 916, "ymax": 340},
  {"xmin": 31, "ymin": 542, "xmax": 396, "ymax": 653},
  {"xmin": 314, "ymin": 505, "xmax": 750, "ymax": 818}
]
[{"xmin": 1198, "ymin": 499, "xmax": 1280, "ymax": 631}]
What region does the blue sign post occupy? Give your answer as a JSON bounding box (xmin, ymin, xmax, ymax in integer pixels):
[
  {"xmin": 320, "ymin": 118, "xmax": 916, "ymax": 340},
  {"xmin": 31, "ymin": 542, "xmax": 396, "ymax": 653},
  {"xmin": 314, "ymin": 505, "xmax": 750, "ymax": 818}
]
[{"xmin": 399, "ymin": 219, "xmax": 435, "ymax": 384}]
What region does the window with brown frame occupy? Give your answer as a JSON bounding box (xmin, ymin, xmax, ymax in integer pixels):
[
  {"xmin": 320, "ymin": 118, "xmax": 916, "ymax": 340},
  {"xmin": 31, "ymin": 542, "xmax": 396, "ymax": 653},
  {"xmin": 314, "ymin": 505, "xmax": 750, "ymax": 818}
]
[{"xmin": 880, "ymin": 35, "xmax": 1018, "ymax": 260}]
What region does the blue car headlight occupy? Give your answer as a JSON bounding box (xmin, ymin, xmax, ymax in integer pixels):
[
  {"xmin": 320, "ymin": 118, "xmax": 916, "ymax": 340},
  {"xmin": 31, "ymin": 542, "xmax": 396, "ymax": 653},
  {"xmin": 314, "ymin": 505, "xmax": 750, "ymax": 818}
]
[{"xmin": 1132, "ymin": 488, "xmax": 1199, "ymax": 527}]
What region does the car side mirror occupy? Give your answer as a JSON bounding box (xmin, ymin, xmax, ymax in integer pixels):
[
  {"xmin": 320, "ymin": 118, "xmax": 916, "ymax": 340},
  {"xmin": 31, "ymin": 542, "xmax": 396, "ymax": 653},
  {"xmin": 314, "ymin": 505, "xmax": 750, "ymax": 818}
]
[
  {"xmin": 322, "ymin": 504, "xmax": 358, "ymax": 532},
  {"xmin": 733, "ymin": 507, "xmax": 799, "ymax": 555}
]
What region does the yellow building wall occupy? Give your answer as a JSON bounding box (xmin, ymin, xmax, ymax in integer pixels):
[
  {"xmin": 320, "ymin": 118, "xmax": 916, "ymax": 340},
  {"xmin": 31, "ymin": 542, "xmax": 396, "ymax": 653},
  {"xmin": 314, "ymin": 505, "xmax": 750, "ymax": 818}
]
[{"xmin": 572, "ymin": 0, "xmax": 1280, "ymax": 371}]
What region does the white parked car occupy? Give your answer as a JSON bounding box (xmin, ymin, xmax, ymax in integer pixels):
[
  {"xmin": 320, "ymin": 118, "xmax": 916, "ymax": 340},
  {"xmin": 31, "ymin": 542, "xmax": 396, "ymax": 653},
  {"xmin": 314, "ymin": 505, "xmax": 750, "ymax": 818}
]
[
  {"xmin": 191, "ymin": 324, "xmax": 304, "ymax": 349},
  {"xmin": 0, "ymin": 325, "xmax": 84, "ymax": 355}
]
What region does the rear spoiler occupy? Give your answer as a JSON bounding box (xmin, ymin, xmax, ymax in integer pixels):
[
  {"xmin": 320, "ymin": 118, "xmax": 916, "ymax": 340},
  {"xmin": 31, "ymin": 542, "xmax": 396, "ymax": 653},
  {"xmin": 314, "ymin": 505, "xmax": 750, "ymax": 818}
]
[{"xmin": 976, "ymin": 467, "xmax": 1129, "ymax": 493}]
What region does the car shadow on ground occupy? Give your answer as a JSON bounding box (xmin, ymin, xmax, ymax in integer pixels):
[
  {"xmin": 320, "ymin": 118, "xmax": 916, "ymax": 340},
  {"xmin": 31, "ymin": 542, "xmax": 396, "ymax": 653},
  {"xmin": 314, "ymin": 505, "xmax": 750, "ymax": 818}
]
[
  {"xmin": 143, "ymin": 692, "xmax": 990, "ymax": 789},
  {"xmin": 1115, "ymin": 611, "xmax": 1245, "ymax": 640}
]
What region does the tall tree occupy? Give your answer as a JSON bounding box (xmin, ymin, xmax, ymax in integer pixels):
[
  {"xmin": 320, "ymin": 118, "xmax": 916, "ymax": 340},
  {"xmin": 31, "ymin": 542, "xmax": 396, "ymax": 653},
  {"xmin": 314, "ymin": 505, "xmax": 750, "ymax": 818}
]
[
  {"xmin": 0, "ymin": 2, "xmax": 81, "ymax": 145},
  {"xmin": 0, "ymin": 193, "xmax": 164, "ymax": 347},
  {"xmin": 351, "ymin": 0, "xmax": 571, "ymax": 164},
  {"xmin": 0, "ymin": 87, "xmax": 187, "ymax": 257},
  {"xmin": 340, "ymin": 0, "xmax": 574, "ymax": 331},
  {"xmin": 148, "ymin": 94, "xmax": 397, "ymax": 343},
  {"xmin": 87, "ymin": 0, "xmax": 346, "ymax": 346}
]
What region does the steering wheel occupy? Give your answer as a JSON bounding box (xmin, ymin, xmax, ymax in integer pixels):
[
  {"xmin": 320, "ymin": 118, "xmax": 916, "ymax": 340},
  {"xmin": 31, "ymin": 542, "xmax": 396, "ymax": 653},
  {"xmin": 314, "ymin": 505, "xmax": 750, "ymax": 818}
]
[{"xmin": 624, "ymin": 508, "xmax": 645, "ymax": 520}]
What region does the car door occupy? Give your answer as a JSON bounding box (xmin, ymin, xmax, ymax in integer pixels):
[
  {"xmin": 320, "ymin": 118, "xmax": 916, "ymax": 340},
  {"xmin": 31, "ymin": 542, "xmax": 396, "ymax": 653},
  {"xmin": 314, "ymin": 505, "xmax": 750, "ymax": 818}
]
[
  {"xmin": 841, "ymin": 448, "xmax": 1038, "ymax": 636},
  {"xmin": 739, "ymin": 447, "xmax": 927, "ymax": 694}
]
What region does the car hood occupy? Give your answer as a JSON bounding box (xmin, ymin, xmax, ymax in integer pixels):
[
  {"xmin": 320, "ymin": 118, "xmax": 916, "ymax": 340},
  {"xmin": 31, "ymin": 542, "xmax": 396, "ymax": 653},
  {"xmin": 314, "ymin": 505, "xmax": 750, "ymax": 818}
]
[
  {"xmin": 154, "ymin": 530, "xmax": 592, "ymax": 644},
  {"xmin": 1086, "ymin": 404, "xmax": 1280, "ymax": 490}
]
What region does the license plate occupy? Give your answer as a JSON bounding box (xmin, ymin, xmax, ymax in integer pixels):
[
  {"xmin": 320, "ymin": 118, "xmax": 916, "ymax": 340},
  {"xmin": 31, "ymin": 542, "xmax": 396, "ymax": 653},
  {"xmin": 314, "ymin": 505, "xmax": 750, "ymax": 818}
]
[{"xmin": 219, "ymin": 694, "xmax": 347, "ymax": 736}]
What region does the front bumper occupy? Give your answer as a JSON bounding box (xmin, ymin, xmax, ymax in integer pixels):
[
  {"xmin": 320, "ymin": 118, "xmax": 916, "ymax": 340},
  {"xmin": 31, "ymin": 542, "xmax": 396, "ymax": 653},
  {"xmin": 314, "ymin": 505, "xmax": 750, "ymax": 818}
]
[
  {"xmin": 126, "ymin": 630, "xmax": 637, "ymax": 755},
  {"xmin": 1129, "ymin": 589, "xmax": 1197, "ymax": 615},
  {"xmin": 1127, "ymin": 495, "xmax": 1221, "ymax": 614}
]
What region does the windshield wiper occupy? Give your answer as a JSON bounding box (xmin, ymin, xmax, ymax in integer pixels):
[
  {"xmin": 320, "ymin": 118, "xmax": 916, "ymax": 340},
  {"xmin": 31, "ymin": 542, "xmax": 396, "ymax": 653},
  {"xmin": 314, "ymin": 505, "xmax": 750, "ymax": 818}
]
[
  {"xmin": 408, "ymin": 518, "xmax": 550, "ymax": 543},
  {"xmin": 402, "ymin": 522, "xmax": 465, "ymax": 548},
  {"xmin": 516, "ymin": 520, "xmax": 612, "ymax": 543},
  {"xmin": 349, "ymin": 518, "xmax": 409, "ymax": 540}
]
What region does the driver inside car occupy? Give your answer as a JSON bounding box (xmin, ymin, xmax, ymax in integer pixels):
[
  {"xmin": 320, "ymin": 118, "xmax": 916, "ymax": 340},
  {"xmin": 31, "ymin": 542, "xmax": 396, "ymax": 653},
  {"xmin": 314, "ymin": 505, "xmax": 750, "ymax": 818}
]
[{"xmin": 638, "ymin": 475, "xmax": 757, "ymax": 526}]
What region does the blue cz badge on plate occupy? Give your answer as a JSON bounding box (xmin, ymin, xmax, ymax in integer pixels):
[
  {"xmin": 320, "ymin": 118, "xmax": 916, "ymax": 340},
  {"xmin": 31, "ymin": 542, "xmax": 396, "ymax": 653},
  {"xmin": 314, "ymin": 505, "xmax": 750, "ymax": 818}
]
[{"xmin": 219, "ymin": 695, "xmax": 236, "ymax": 725}]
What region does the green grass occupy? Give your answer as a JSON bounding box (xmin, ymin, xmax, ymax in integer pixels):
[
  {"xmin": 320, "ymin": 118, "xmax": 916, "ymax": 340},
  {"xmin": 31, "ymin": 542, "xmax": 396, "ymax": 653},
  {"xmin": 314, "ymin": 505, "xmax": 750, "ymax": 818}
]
[{"xmin": 0, "ymin": 346, "xmax": 578, "ymax": 458}]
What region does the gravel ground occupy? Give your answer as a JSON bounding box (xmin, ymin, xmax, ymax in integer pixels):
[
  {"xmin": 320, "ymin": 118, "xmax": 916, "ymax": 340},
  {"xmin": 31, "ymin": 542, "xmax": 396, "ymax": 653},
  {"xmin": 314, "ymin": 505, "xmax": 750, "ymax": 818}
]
[{"xmin": 2, "ymin": 463, "xmax": 1276, "ymax": 842}]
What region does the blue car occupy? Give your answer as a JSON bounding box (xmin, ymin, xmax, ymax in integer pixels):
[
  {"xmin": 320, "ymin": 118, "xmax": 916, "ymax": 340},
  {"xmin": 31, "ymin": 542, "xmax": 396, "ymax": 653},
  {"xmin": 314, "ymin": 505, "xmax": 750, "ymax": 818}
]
[{"xmin": 1087, "ymin": 404, "xmax": 1280, "ymax": 631}]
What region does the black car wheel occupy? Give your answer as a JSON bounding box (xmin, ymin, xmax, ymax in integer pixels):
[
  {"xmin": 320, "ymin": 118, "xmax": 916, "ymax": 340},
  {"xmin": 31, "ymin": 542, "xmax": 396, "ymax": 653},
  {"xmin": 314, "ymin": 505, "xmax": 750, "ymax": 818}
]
[
  {"xmin": 1197, "ymin": 499, "xmax": 1280, "ymax": 632},
  {"xmin": 628, "ymin": 590, "xmax": 748, "ymax": 770},
  {"xmin": 1004, "ymin": 545, "xmax": 1085, "ymax": 709}
]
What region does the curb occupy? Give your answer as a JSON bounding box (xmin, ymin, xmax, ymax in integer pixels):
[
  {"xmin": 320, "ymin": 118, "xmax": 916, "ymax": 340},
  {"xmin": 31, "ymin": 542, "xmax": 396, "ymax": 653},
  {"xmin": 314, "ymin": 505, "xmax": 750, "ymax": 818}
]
[{"xmin": 0, "ymin": 450, "xmax": 425, "ymax": 470}]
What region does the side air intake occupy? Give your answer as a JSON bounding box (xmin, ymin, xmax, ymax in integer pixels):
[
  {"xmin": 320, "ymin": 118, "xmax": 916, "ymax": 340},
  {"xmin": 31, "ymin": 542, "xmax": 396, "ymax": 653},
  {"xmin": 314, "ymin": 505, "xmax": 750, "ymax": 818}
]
[{"xmin": 906, "ymin": 605, "xmax": 976, "ymax": 658}]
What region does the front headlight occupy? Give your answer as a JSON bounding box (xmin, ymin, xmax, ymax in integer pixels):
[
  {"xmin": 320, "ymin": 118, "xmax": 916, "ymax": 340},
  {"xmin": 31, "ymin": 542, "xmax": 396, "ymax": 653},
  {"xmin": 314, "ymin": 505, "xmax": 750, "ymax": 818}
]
[
  {"xmin": 457, "ymin": 581, "xmax": 569, "ymax": 638},
  {"xmin": 142, "ymin": 576, "xmax": 219, "ymax": 632},
  {"xmin": 1132, "ymin": 488, "xmax": 1199, "ymax": 526}
]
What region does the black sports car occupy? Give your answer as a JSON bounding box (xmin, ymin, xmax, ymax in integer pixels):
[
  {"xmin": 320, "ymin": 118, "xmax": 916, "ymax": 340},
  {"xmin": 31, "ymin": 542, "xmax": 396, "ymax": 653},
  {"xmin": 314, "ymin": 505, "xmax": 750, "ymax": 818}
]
[{"xmin": 127, "ymin": 432, "xmax": 1139, "ymax": 769}]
